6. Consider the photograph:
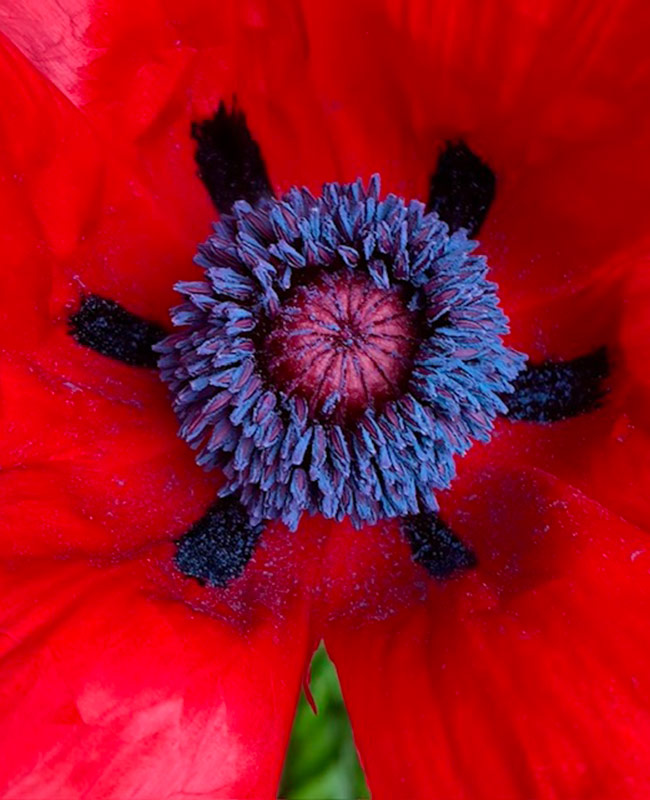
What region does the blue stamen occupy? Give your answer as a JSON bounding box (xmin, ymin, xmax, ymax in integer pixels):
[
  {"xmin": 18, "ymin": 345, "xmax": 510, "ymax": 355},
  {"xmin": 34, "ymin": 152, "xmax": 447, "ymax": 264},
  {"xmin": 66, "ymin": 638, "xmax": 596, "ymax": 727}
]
[{"xmin": 156, "ymin": 176, "xmax": 525, "ymax": 530}]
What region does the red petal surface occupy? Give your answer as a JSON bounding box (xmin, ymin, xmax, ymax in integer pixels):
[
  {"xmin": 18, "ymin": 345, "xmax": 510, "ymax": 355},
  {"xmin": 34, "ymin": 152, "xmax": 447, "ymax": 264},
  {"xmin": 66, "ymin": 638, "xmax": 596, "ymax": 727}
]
[
  {"xmin": 620, "ymin": 252, "xmax": 650, "ymax": 418},
  {"xmin": 0, "ymin": 32, "xmax": 206, "ymax": 327},
  {"xmin": 369, "ymin": 0, "xmax": 650, "ymax": 302},
  {"xmin": 474, "ymin": 239, "xmax": 650, "ymax": 533},
  {"xmin": 0, "ymin": 554, "xmax": 312, "ymax": 799},
  {"xmin": 0, "ymin": 35, "xmax": 220, "ymax": 558},
  {"xmin": 327, "ymin": 467, "xmax": 650, "ymax": 799},
  {"xmin": 0, "ymin": 351, "xmax": 218, "ymax": 562},
  {"xmin": 5, "ymin": 0, "xmax": 650, "ymax": 267},
  {"xmin": 1, "ymin": 1, "xmax": 650, "ymax": 794}
]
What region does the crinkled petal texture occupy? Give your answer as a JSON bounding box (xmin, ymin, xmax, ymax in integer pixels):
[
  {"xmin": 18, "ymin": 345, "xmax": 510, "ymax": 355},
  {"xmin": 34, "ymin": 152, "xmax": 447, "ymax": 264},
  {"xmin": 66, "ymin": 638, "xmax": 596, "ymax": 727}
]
[
  {"xmin": 0, "ymin": 555, "xmax": 311, "ymax": 799},
  {"xmin": 0, "ymin": 34, "xmax": 222, "ymax": 558},
  {"xmin": 6, "ymin": 0, "xmax": 650, "ymax": 297},
  {"xmin": 0, "ymin": 29, "xmax": 314, "ymax": 800},
  {"xmin": 327, "ymin": 467, "xmax": 650, "ymax": 799},
  {"xmin": 2, "ymin": 0, "xmax": 650, "ymax": 798},
  {"xmin": 4, "ymin": 0, "xmax": 650, "ymax": 525}
]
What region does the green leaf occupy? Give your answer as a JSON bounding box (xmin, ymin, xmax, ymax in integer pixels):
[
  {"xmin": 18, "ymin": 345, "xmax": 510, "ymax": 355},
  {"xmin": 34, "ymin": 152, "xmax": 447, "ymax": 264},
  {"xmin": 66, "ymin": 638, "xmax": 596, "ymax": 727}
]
[{"xmin": 279, "ymin": 645, "xmax": 369, "ymax": 799}]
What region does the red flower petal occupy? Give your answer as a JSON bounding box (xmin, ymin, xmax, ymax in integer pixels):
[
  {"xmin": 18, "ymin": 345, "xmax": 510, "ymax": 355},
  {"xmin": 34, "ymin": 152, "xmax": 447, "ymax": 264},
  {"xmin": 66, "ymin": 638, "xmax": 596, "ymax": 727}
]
[
  {"xmin": 0, "ymin": 341, "xmax": 220, "ymax": 557},
  {"xmin": 462, "ymin": 240, "xmax": 650, "ymax": 534},
  {"xmin": 0, "ymin": 31, "xmax": 207, "ymax": 328},
  {"xmin": 327, "ymin": 467, "xmax": 650, "ymax": 799},
  {"xmin": 1, "ymin": 0, "xmax": 648, "ymax": 564},
  {"xmin": 620, "ymin": 249, "xmax": 650, "ymax": 420},
  {"xmin": 0, "ymin": 0, "xmax": 326, "ymax": 227},
  {"xmin": 5, "ymin": 0, "xmax": 650, "ymax": 313},
  {"xmin": 0, "ymin": 554, "xmax": 312, "ymax": 798},
  {"xmin": 0, "ymin": 35, "xmax": 220, "ymax": 557},
  {"xmin": 3, "ymin": 10, "xmax": 650, "ymax": 797}
]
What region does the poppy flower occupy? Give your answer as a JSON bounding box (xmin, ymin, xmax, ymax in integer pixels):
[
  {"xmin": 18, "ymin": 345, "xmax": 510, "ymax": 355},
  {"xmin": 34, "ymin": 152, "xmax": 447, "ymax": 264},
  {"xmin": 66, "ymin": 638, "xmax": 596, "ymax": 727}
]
[{"xmin": 2, "ymin": 1, "xmax": 650, "ymax": 798}]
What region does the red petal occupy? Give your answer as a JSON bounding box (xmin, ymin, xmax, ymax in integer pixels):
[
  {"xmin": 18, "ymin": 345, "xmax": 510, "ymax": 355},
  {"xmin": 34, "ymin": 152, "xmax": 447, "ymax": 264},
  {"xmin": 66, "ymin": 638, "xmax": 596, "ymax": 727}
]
[
  {"xmin": 5, "ymin": 0, "xmax": 650, "ymax": 281},
  {"xmin": 0, "ymin": 330, "xmax": 220, "ymax": 557},
  {"xmin": 461, "ymin": 239, "xmax": 650, "ymax": 535},
  {"xmin": 0, "ymin": 31, "xmax": 206, "ymax": 327},
  {"xmin": 620, "ymin": 250, "xmax": 650, "ymax": 420},
  {"xmin": 0, "ymin": 555, "xmax": 311, "ymax": 798},
  {"xmin": 327, "ymin": 467, "xmax": 650, "ymax": 799},
  {"xmin": 0, "ymin": 35, "xmax": 220, "ymax": 557},
  {"xmin": 0, "ymin": 0, "xmax": 322, "ymax": 227}
]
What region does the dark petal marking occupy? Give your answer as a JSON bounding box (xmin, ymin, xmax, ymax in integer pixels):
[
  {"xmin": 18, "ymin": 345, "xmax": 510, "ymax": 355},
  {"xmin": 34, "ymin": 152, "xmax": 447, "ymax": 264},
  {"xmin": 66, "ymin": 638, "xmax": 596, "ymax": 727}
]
[
  {"xmin": 192, "ymin": 101, "xmax": 273, "ymax": 215},
  {"xmin": 69, "ymin": 294, "xmax": 167, "ymax": 367},
  {"xmin": 427, "ymin": 141, "xmax": 496, "ymax": 236},
  {"xmin": 402, "ymin": 512, "xmax": 477, "ymax": 579},
  {"xmin": 175, "ymin": 497, "xmax": 265, "ymax": 587},
  {"xmin": 504, "ymin": 348, "xmax": 609, "ymax": 423}
]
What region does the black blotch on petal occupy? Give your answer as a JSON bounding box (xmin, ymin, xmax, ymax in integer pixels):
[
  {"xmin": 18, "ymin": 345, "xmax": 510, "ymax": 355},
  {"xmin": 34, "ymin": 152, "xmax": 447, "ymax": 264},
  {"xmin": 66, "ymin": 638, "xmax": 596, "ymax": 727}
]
[
  {"xmin": 175, "ymin": 497, "xmax": 265, "ymax": 587},
  {"xmin": 192, "ymin": 101, "xmax": 273, "ymax": 215},
  {"xmin": 402, "ymin": 512, "xmax": 477, "ymax": 579},
  {"xmin": 69, "ymin": 294, "xmax": 167, "ymax": 367},
  {"xmin": 427, "ymin": 140, "xmax": 496, "ymax": 236},
  {"xmin": 505, "ymin": 348, "xmax": 609, "ymax": 423}
]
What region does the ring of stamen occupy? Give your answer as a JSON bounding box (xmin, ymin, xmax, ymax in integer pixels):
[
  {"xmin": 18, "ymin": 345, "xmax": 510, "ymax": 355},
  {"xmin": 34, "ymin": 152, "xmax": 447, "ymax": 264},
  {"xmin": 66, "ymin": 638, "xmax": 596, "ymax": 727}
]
[{"xmin": 157, "ymin": 175, "xmax": 525, "ymax": 530}]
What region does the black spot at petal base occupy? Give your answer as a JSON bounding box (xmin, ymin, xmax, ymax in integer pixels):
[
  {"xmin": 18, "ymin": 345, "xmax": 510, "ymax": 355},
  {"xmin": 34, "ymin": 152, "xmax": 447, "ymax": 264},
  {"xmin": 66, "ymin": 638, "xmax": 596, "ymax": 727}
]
[
  {"xmin": 192, "ymin": 101, "xmax": 273, "ymax": 215},
  {"xmin": 427, "ymin": 140, "xmax": 496, "ymax": 236},
  {"xmin": 505, "ymin": 348, "xmax": 609, "ymax": 423},
  {"xmin": 175, "ymin": 497, "xmax": 264, "ymax": 587},
  {"xmin": 402, "ymin": 512, "xmax": 477, "ymax": 579},
  {"xmin": 69, "ymin": 294, "xmax": 167, "ymax": 367}
]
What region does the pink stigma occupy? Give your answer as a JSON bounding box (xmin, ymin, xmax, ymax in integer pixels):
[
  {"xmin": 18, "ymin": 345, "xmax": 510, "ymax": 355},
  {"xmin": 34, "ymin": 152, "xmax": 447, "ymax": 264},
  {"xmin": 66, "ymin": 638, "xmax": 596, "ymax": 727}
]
[{"xmin": 265, "ymin": 271, "xmax": 418, "ymax": 420}]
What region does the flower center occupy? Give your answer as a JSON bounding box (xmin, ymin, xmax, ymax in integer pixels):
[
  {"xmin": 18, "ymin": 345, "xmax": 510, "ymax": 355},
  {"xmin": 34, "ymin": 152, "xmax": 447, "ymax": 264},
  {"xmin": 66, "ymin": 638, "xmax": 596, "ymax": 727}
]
[
  {"xmin": 158, "ymin": 175, "xmax": 526, "ymax": 530},
  {"xmin": 264, "ymin": 271, "xmax": 418, "ymax": 421}
]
